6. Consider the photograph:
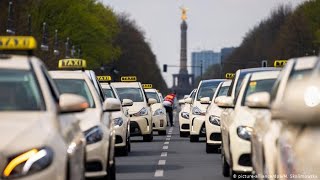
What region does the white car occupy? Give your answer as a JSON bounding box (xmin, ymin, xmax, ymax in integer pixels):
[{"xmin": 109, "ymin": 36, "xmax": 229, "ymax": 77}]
[
  {"xmin": 205, "ymin": 80, "xmax": 231, "ymax": 153},
  {"xmin": 218, "ymin": 70, "xmax": 280, "ymax": 177},
  {"xmin": 145, "ymin": 88, "xmax": 167, "ymax": 135},
  {"xmin": 101, "ymin": 82, "xmax": 131, "ymax": 156},
  {"xmin": 0, "ymin": 36, "xmax": 87, "ymax": 180},
  {"xmin": 187, "ymin": 79, "xmax": 225, "ymax": 142},
  {"xmin": 178, "ymin": 89, "xmax": 196, "ymax": 137},
  {"xmin": 111, "ymin": 81, "xmax": 157, "ymax": 142},
  {"xmin": 50, "ymin": 70, "xmax": 116, "ymax": 180},
  {"xmin": 249, "ymin": 56, "xmax": 318, "ymax": 179}
]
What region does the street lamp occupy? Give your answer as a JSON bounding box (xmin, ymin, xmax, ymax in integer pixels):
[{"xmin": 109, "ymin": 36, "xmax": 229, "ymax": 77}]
[
  {"xmin": 6, "ymin": 1, "xmax": 15, "ymax": 35},
  {"xmin": 27, "ymin": 14, "xmax": 32, "ymax": 35},
  {"xmin": 53, "ymin": 29, "xmax": 60, "ymax": 56},
  {"xmin": 41, "ymin": 22, "xmax": 49, "ymax": 51},
  {"xmin": 65, "ymin": 37, "xmax": 70, "ymax": 58}
]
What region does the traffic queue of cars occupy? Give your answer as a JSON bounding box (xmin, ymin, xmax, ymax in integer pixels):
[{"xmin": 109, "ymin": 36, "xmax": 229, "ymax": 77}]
[
  {"xmin": 0, "ymin": 36, "xmax": 167, "ymax": 180},
  {"xmin": 178, "ymin": 57, "xmax": 320, "ymax": 179}
]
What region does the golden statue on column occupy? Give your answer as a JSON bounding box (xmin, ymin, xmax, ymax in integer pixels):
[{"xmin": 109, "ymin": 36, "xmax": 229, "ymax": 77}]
[{"xmin": 181, "ymin": 7, "xmax": 188, "ymax": 20}]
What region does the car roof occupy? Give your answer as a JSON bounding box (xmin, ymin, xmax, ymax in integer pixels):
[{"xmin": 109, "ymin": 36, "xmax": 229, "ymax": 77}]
[
  {"xmin": 221, "ymin": 80, "xmax": 232, "ymax": 86},
  {"xmin": 250, "ymin": 70, "xmax": 280, "ymax": 81},
  {"xmin": 49, "ymin": 70, "xmax": 87, "ymax": 79},
  {"xmin": 100, "ymin": 82, "xmax": 110, "ymax": 89},
  {"xmin": 0, "ymin": 54, "xmax": 38, "ymax": 70},
  {"xmin": 238, "ymin": 67, "xmax": 279, "ymax": 74},
  {"xmin": 144, "ymin": 88, "xmax": 157, "ymax": 93},
  {"xmin": 200, "ymin": 79, "xmax": 225, "ymax": 83},
  {"xmin": 292, "ymin": 56, "xmax": 317, "ymax": 70},
  {"xmin": 111, "ymin": 82, "xmax": 141, "ymax": 88}
]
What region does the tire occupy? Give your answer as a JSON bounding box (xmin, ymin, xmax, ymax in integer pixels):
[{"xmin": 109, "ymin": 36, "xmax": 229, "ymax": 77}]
[
  {"xmin": 143, "ymin": 132, "xmax": 153, "ymax": 142},
  {"xmin": 106, "ymin": 156, "xmax": 116, "ymax": 180},
  {"xmin": 180, "ymin": 131, "xmax": 189, "ymax": 137},
  {"xmin": 117, "ymin": 145, "xmax": 128, "ymax": 156},
  {"xmin": 222, "ymin": 151, "xmax": 230, "ymax": 177},
  {"xmin": 230, "ymin": 169, "xmax": 237, "ymax": 180},
  {"xmin": 206, "ymin": 143, "xmax": 219, "ymax": 153},
  {"xmin": 158, "ymin": 130, "xmax": 167, "ymax": 136},
  {"xmin": 190, "ymin": 135, "xmax": 199, "ymax": 142},
  {"xmin": 128, "ymin": 137, "xmax": 131, "ymax": 152}
]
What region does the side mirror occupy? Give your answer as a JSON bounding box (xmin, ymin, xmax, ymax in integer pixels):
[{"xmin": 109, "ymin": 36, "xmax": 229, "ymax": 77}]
[
  {"xmin": 183, "ymin": 95, "xmax": 189, "ymax": 99},
  {"xmin": 185, "ymin": 97, "xmax": 193, "ymax": 104},
  {"xmin": 178, "ymin": 99, "xmax": 185, "ymax": 105},
  {"xmin": 122, "ymin": 99, "xmax": 133, "ymax": 107},
  {"xmin": 216, "ymin": 96, "xmax": 234, "ymax": 108},
  {"xmin": 148, "ymin": 98, "xmax": 157, "ymax": 105},
  {"xmin": 200, "ymin": 97, "xmax": 210, "ymax": 104},
  {"xmin": 245, "ymin": 92, "xmax": 270, "ymax": 108},
  {"xmin": 59, "ymin": 93, "xmax": 89, "ymax": 113},
  {"xmin": 103, "ymin": 98, "xmax": 121, "ymax": 111}
]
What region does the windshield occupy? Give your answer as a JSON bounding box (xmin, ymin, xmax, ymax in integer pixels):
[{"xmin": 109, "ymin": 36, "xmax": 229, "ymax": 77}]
[
  {"xmin": 116, "ymin": 88, "xmax": 144, "ymax": 102},
  {"xmin": 241, "ymin": 79, "xmax": 276, "ymax": 105},
  {"xmin": 54, "ymin": 79, "xmax": 95, "ymax": 108},
  {"xmin": 0, "ymin": 69, "xmax": 45, "ymax": 111},
  {"xmin": 103, "ymin": 88, "xmax": 116, "ymax": 98},
  {"xmin": 197, "ymin": 81, "xmax": 221, "ymax": 101},
  {"xmin": 217, "ymin": 85, "xmax": 230, "ymax": 97},
  {"xmin": 146, "ymin": 92, "xmax": 160, "ymax": 103}
]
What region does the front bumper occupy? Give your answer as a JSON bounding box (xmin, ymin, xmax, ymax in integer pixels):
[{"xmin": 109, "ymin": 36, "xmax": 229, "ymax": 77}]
[
  {"xmin": 114, "ymin": 123, "xmax": 128, "ymax": 148},
  {"xmin": 85, "ymin": 140, "xmax": 109, "ymax": 178},
  {"xmin": 179, "ymin": 112, "xmax": 190, "ymax": 132},
  {"xmin": 230, "ymin": 135, "xmax": 252, "ymax": 173},
  {"xmin": 205, "ymin": 120, "xmax": 221, "ymax": 145},
  {"xmin": 152, "ymin": 114, "xmax": 167, "ymax": 131},
  {"xmin": 190, "ymin": 115, "xmax": 206, "ymax": 136},
  {"xmin": 129, "ymin": 116, "xmax": 152, "ymax": 136}
]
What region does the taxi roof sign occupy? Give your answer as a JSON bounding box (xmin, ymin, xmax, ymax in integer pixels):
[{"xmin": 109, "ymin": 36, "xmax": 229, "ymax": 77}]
[
  {"xmin": 225, "ymin": 73, "xmax": 235, "ymax": 79},
  {"xmin": 142, "ymin": 84, "xmax": 153, "ymax": 89},
  {"xmin": 273, "ymin": 60, "xmax": 287, "ymax": 68},
  {"xmin": 0, "ymin": 36, "xmax": 37, "ymax": 50},
  {"xmin": 97, "ymin": 76, "xmax": 112, "ymax": 82},
  {"xmin": 121, "ymin": 76, "xmax": 137, "ymax": 82},
  {"xmin": 58, "ymin": 59, "xmax": 87, "ymax": 69}
]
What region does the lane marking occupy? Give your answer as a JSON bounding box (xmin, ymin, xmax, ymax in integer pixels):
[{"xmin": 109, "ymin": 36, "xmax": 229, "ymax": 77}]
[
  {"xmin": 161, "ymin": 152, "xmax": 167, "ymax": 157},
  {"xmin": 164, "ymin": 142, "xmax": 169, "ymax": 145},
  {"xmin": 166, "ymin": 138, "xmax": 170, "ymax": 141},
  {"xmin": 163, "ymin": 146, "xmax": 168, "ymax": 150},
  {"xmin": 158, "ymin": 160, "xmax": 166, "ymax": 165},
  {"xmin": 167, "ymin": 135, "xmax": 171, "ymax": 138},
  {"xmin": 154, "ymin": 169, "xmax": 164, "ymax": 177}
]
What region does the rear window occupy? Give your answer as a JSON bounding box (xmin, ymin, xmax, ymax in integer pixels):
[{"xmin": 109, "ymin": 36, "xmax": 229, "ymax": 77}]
[{"xmin": 197, "ymin": 81, "xmax": 222, "ymax": 101}]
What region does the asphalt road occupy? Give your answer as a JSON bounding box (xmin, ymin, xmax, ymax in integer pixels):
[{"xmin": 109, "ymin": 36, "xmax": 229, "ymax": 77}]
[{"xmin": 116, "ymin": 112, "xmax": 229, "ymax": 180}]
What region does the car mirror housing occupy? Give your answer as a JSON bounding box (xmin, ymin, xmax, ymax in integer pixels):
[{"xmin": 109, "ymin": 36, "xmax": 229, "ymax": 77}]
[
  {"xmin": 184, "ymin": 97, "xmax": 193, "ymax": 104},
  {"xmin": 122, "ymin": 99, "xmax": 133, "ymax": 107},
  {"xmin": 148, "ymin": 98, "xmax": 157, "ymax": 105},
  {"xmin": 59, "ymin": 93, "xmax": 89, "ymax": 113},
  {"xmin": 215, "ymin": 96, "xmax": 234, "ymax": 108},
  {"xmin": 245, "ymin": 92, "xmax": 270, "ymax": 108},
  {"xmin": 178, "ymin": 99, "xmax": 185, "ymax": 105},
  {"xmin": 200, "ymin": 97, "xmax": 210, "ymax": 104},
  {"xmin": 104, "ymin": 98, "xmax": 121, "ymax": 112}
]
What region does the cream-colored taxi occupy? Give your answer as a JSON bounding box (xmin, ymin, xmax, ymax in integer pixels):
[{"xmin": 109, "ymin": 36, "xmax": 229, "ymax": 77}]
[
  {"xmin": 250, "ymin": 56, "xmax": 318, "ymax": 179},
  {"xmin": 218, "ymin": 70, "xmax": 280, "ymax": 177},
  {"xmin": 205, "ymin": 80, "xmax": 231, "ymax": 153},
  {"xmin": 145, "ymin": 88, "xmax": 167, "ymax": 135},
  {"xmin": 274, "ymin": 77, "xmax": 320, "ymax": 180},
  {"xmin": 0, "ymin": 36, "xmax": 87, "ymax": 180},
  {"xmin": 178, "ymin": 89, "xmax": 196, "ymax": 137},
  {"xmin": 100, "ymin": 82, "xmax": 131, "ymax": 156},
  {"xmin": 111, "ymin": 79, "xmax": 157, "ymax": 142},
  {"xmin": 50, "ymin": 68, "xmax": 117, "ymax": 180},
  {"xmin": 188, "ymin": 79, "xmax": 225, "ymax": 142}
]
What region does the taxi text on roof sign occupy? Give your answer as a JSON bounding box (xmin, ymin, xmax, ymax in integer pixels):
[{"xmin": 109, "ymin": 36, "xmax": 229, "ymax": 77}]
[
  {"xmin": 97, "ymin": 76, "xmax": 112, "ymax": 82},
  {"xmin": 121, "ymin": 76, "xmax": 137, "ymax": 82},
  {"xmin": 0, "ymin": 36, "xmax": 37, "ymax": 50},
  {"xmin": 142, "ymin": 84, "xmax": 153, "ymax": 89},
  {"xmin": 58, "ymin": 59, "xmax": 87, "ymax": 69},
  {"xmin": 225, "ymin": 73, "xmax": 235, "ymax": 79},
  {"xmin": 273, "ymin": 60, "xmax": 287, "ymax": 67}
]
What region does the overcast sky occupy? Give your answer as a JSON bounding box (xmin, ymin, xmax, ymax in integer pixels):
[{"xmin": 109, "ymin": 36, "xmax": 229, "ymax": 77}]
[{"xmin": 103, "ymin": 0, "xmax": 306, "ymax": 87}]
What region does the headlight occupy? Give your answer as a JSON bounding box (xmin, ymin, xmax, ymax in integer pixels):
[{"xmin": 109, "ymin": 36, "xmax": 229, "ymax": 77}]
[
  {"xmin": 3, "ymin": 147, "xmax": 53, "ymax": 178},
  {"xmin": 181, "ymin": 112, "xmax": 189, "ymax": 119},
  {"xmin": 84, "ymin": 126, "xmax": 104, "ymax": 144},
  {"xmin": 153, "ymin": 109, "xmax": 164, "ymax": 116},
  {"xmin": 114, "ymin": 117, "xmax": 124, "ymax": 126},
  {"xmin": 209, "ymin": 115, "xmax": 220, "ymax": 126},
  {"xmin": 237, "ymin": 126, "xmax": 253, "ymax": 141},
  {"xmin": 133, "ymin": 107, "xmax": 148, "ymax": 116},
  {"xmin": 192, "ymin": 106, "xmax": 205, "ymax": 115}
]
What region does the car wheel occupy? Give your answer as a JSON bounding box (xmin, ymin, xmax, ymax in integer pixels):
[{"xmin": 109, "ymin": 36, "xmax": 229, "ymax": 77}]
[
  {"xmin": 158, "ymin": 130, "xmax": 167, "ymax": 136},
  {"xmin": 222, "ymin": 151, "xmax": 230, "ymax": 177},
  {"xmin": 118, "ymin": 145, "xmax": 128, "ymax": 156},
  {"xmin": 180, "ymin": 131, "xmax": 189, "ymax": 137},
  {"xmin": 229, "ymin": 168, "xmax": 237, "ymax": 180},
  {"xmin": 190, "ymin": 135, "xmax": 199, "ymax": 142},
  {"xmin": 143, "ymin": 132, "xmax": 153, "ymax": 142},
  {"xmin": 106, "ymin": 156, "xmax": 116, "ymax": 180},
  {"xmin": 206, "ymin": 143, "xmax": 219, "ymax": 153},
  {"xmin": 127, "ymin": 137, "xmax": 131, "ymax": 152}
]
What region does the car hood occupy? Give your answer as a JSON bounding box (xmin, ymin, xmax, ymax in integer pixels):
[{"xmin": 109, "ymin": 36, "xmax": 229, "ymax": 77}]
[
  {"xmin": 128, "ymin": 102, "xmax": 148, "ymax": 114},
  {"xmin": 193, "ymin": 101, "xmax": 209, "ymax": 112},
  {"xmin": 75, "ymin": 108, "xmax": 103, "ymax": 131},
  {"xmin": 206, "ymin": 103, "xmax": 222, "ymax": 117},
  {"xmin": 0, "ymin": 112, "xmax": 57, "ymax": 156},
  {"xmin": 150, "ymin": 103, "xmax": 164, "ymax": 112},
  {"xmin": 234, "ymin": 106, "xmax": 256, "ymax": 127}
]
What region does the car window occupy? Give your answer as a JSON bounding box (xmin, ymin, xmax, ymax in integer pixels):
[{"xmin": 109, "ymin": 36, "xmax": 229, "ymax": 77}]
[
  {"xmin": 116, "ymin": 88, "xmax": 144, "ymax": 102},
  {"xmin": 54, "ymin": 79, "xmax": 95, "ymax": 108},
  {"xmin": 103, "ymin": 88, "xmax": 116, "ymax": 98},
  {"xmin": 146, "ymin": 92, "xmax": 160, "ymax": 103},
  {"xmin": 0, "ymin": 69, "xmax": 45, "ymax": 111},
  {"xmin": 216, "ymin": 85, "xmax": 230, "ymax": 97},
  {"xmin": 241, "ymin": 79, "xmax": 277, "ymax": 106},
  {"xmin": 197, "ymin": 81, "xmax": 221, "ymax": 101}
]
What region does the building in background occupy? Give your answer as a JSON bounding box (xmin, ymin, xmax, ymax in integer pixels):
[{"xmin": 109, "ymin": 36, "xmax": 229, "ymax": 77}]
[{"xmin": 191, "ymin": 50, "xmax": 221, "ymax": 78}]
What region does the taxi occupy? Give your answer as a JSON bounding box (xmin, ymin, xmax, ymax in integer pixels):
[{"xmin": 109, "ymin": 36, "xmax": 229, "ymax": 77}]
[
  {"xmin": 187, "ymin": 79, "xmax": 225, "ymax": 142},
  {"xmin": 205, "ymin": 80, "xmax": 231, "ymax": 153},
  {"xmin": 0, "ymin": 36, "xmax": 87, "ymax": 180},
  {"xmin": 274, "ymin": 77, "xmax": 320, "ymax": 180},
  {"xmin": 249, "ymin": 57, "xmax": 317, "ymax": 180},
  {"xmin": 99, "ymin": 77, "xmax": 131, "ymax": 156},
  {"xmin": 111, "ymin": 77, "xmax": 157, "ymax": 142},
  {"xmin": 178, "ymin": 89, "xmax": 196, "ymax": 137},
  {"xmin": 145, "ymin": 87, "xmax": 167, "ymax": 135},
  {"xmin": 50, "ymin": 59, "xmax": 118, "ymax": 180},
  {"xmin": 218, "ymin": 70, "xmax": 280, "ymax": 177}
]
